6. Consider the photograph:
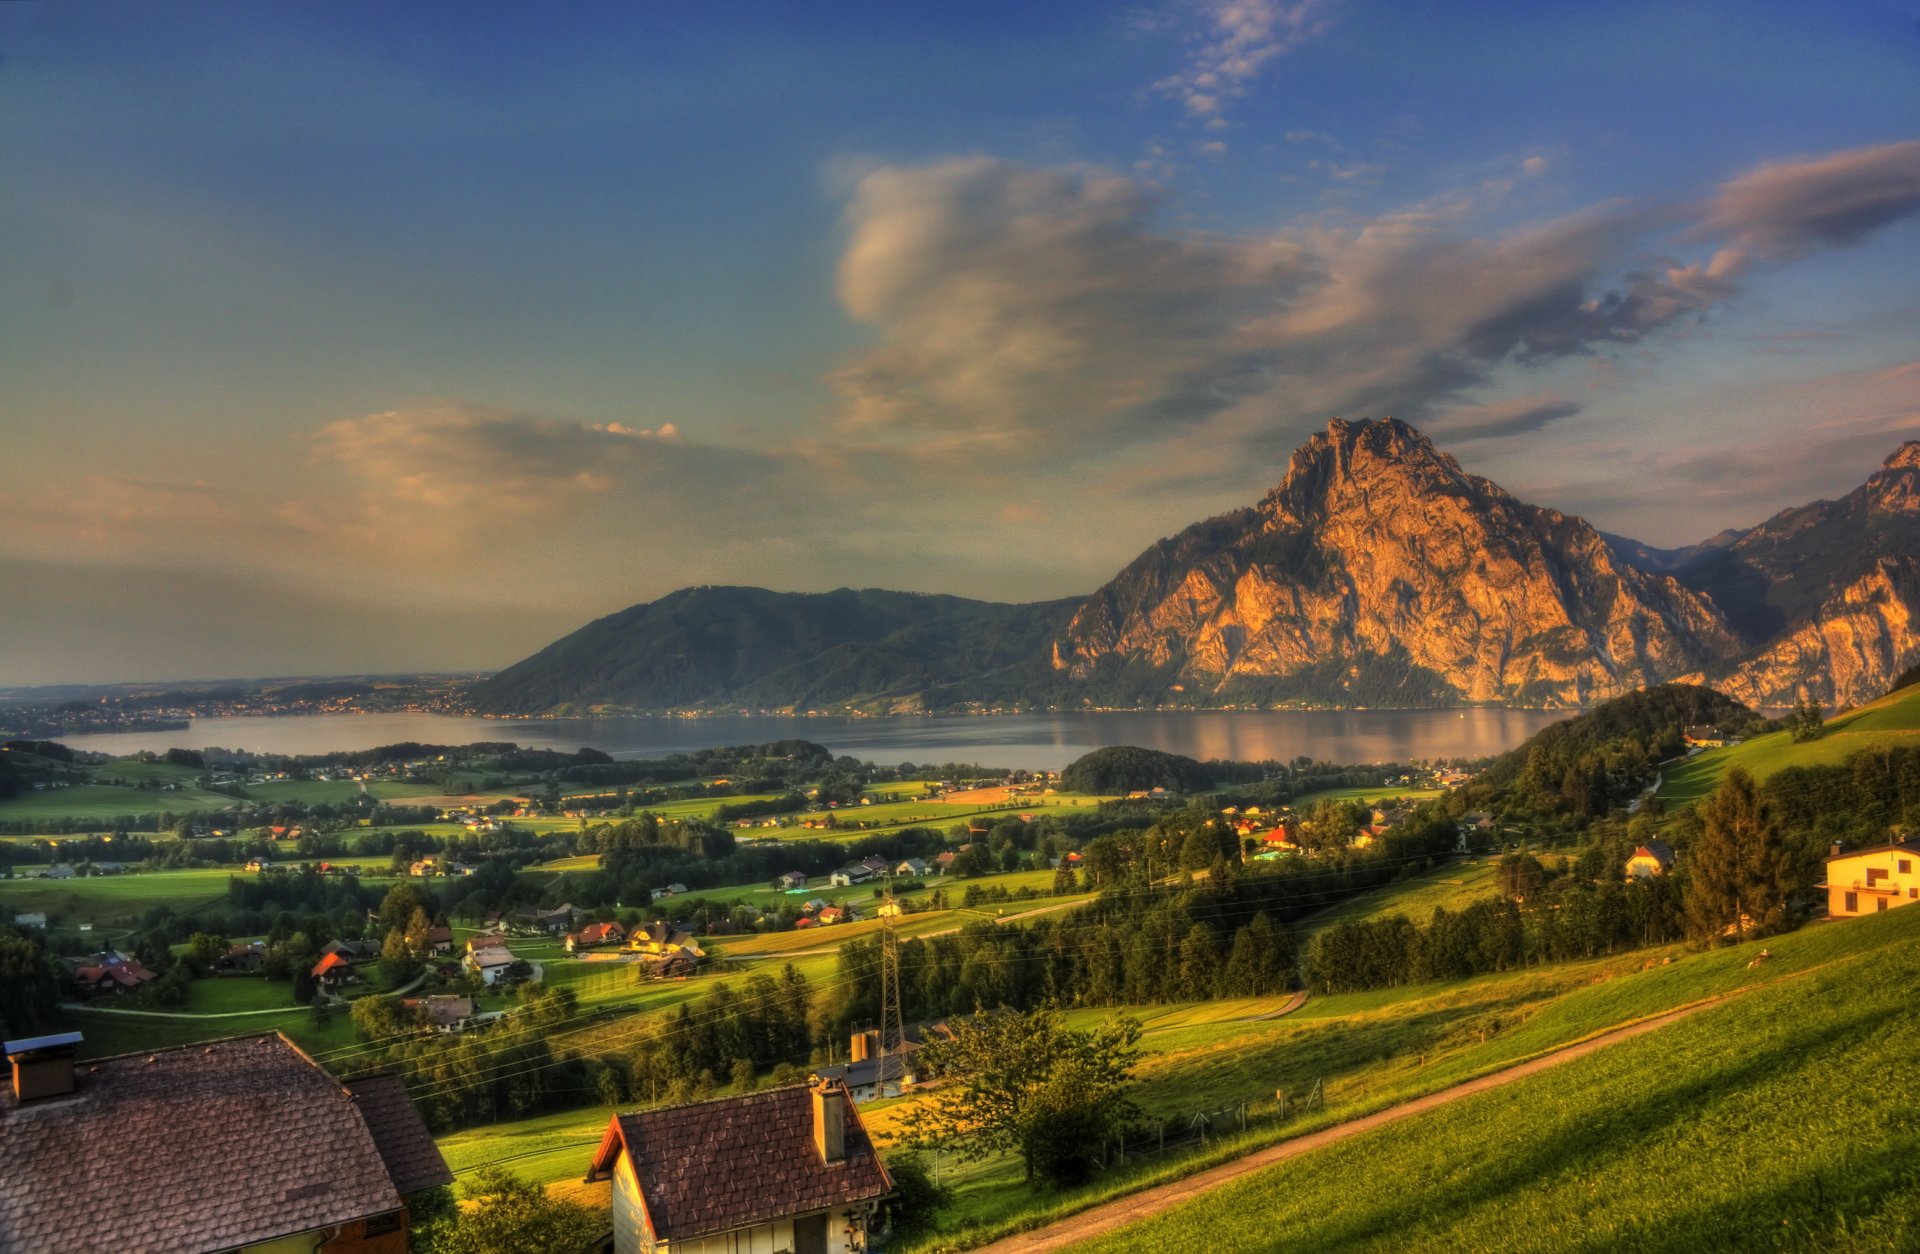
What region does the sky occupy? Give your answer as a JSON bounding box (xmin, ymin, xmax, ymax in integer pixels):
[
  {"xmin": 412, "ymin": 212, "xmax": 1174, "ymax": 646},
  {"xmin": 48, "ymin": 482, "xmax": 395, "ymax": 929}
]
[{"xmin": 3, "ymin": 0, "xmax": 1919, "ymax": 685}]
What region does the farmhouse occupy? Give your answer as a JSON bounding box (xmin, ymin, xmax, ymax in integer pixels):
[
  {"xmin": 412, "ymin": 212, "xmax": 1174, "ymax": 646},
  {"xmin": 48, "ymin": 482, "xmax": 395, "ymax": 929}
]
[
  {"xmin": 403, "ymin": 994, "xmax": 477, "ymax": 1033},
  {"xmin": 587, "ymin": 1078, "xmax": 891, "ymax": 1254},
  {"xmin": 895, "ymin": 858, "xmax": 929, "ymax": 878},
  {"xmin": 829, "ymin": 865, "xmax": 873, "ymax": 888},
  {"xmin": 1683, "ymin": 725, "xmax": 1728, "ymax": 748},
  {"xmin": 1625, "ymin": 840, "xmax": 1676, "ymax": 879},
  {"xmin": 0, "ymin": 1031, "xmax": 449, "ymax": 1253},
  {"xmin": 568, "ymin": 921, "xmax": 628, "ymax": 951},
  {"xmin": 465, "ymin": 941, "xmax": 519, "ymax": 986},
  {"xmin": 777, "ymin": 871, "xmax": 809, "ymax": 890},
  {"xmin": 69, "ymin": 952, "xmax": 156, "ymax": 995},
  {"xmin": 312, "ymin": 950, "xmax": 359, "ymax": 988},
  {"xmin": 1822, "ymin": 839, "xmax": 1920, "ymax": 917}
]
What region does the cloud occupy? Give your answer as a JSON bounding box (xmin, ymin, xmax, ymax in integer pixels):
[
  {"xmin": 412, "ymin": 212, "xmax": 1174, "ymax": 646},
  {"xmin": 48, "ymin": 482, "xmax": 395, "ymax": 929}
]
[
  {"xmin": 309, "ymin": 405, "xmax": 684, "ymax": 515},
  {"xmin": 1698, "ymin": 139, "xmax": 1920, "ymax": 269},
  {"xmin": 826, "ymin": 140, "xmax": 1920, "ymax": 485},
  {"xmin": 830, "ymin": 158, "xmax": 1316, "ymax": 447},
  {"xmin": 1425, "ymin": 396, "xmax": 1584, "ymax": 443},
  {"xmin": 1154, "ymin": 0, "xmax": 1337, "ymax": 120}
]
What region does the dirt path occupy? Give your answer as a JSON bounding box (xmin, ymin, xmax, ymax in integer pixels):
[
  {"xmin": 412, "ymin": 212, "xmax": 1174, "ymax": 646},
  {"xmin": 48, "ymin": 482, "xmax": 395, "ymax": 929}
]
[{"xmin": 972, "ymin": 996, "xmax": 1723, "ymax": 1254}]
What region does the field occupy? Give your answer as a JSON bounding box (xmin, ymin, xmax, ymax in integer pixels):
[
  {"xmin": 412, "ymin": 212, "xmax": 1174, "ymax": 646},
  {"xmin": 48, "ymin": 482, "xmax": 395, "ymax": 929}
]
[
  {"xmin": 879, "ymin": 906, "xmax": 1920, "ymax": 1250},
  {"xmin": 1288, "ymin": 785, "xmax": 1445, "ymax": 809},
  {"xmin": 1069, "ymin": 905, "xmax": 1920, "ymax": 1252},
  {"xmin": 1659, "ymin": 681, "xmax": 1920, "ymax": 805},
  {"xmin": 0, "ymin": 866, "xmax": 236, "ymax": 928},
  {"xmin": 1293, "ymin": 858, "xmax": 1499, "ymax": 932}
]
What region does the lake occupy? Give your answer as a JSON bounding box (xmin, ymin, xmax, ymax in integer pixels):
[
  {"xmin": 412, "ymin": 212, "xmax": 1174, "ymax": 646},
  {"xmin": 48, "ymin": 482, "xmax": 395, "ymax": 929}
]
[{"xmin": 64, "ymin": 708, "xmax": 1568, "ymax": 771}]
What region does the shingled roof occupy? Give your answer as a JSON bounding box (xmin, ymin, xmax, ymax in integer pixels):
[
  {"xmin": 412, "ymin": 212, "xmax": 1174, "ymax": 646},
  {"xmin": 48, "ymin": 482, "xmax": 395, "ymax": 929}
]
[
  {"xmin": 0, "ymin": 1033, "xmax": 449, "ymax": 1254},
  {"xmin": 588, "ymin": 1081, "xmax": 891, "ymax": 1242}
]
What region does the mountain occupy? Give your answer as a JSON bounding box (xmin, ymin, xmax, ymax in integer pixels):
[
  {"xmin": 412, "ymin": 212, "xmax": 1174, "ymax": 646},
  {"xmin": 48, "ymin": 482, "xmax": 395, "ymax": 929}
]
[
  {"xmin": 1671, "ymin": 442, "xmax": 1920, "ymax": 707},
  {"xmin": 465, "ymin": 587, "xmax": 1076, "ymax": 714},
  {"xmin": 472, "ymin": 424, "xmax": 1920, "ymax": 714},
  {"xmin": 1049, "ymin": 418, "xmax": 1735, "ymax": 707}
]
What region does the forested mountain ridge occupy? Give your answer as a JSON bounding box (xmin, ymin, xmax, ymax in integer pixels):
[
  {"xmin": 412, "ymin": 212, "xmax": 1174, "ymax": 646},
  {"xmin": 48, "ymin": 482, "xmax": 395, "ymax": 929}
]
[
  {"xmin": 465, "ymin": 586, "xmax": 1077, "ymax": 715},
  {"xmin": 469, "ymin": 424, "xmax": 1920, "ymax": 715}
]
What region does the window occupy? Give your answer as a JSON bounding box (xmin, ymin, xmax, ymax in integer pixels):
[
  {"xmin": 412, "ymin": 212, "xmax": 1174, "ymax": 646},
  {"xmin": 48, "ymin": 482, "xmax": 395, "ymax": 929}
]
[
  {"xmin": 1878, "ymin": 898, "xmax": 1888, "ymax": 912},
  {"xmin": 364, "ymin": 1212, "xmax": 402, "ymax": 1236},
  {"xmin": 1901, "ymin": 859, "xmax": 1912, "ymax": 875},
  {"xmin": 1845, "ymin": 891, "xmax": 1858, "ymax": 913},
  {"xmin": 1867, "ymin": 867, "xmax": 1887, "ymax": 885}
]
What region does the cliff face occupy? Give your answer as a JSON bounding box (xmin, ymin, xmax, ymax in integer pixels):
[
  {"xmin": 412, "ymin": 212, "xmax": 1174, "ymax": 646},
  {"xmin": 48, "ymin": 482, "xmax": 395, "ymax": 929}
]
[
  {"xmin": 1051, "ymin": 419, "xmax": 1737, "ymax": 707},
  {"xmin": 1701, "ymin": 557, "xmax": 1920, "ymax": 708}
]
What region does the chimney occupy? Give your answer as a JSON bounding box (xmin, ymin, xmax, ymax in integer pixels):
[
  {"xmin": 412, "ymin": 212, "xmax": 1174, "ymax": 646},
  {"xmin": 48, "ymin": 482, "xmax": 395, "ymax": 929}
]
[
  {"xmin": 1831, "ymin": 841, "xmax": 1844, "ymax": 859},
  {"xmin": 811, "ymin": 1077, "xmax": 845, "ymax": 1163},
  {"xmin": 850, "ymin": 1029, "xmax": 878, "ymax": 1062},
  {"xmin": 6, "ymin": 1032, "xmax": 83, "ymax": 1103}
]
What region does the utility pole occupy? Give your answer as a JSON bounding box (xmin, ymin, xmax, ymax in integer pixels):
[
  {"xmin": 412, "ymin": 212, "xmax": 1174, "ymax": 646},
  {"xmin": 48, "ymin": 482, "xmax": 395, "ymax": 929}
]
[{"xmin": 877, "ymin": 888, "xmax": 907, "ymax": 1098}]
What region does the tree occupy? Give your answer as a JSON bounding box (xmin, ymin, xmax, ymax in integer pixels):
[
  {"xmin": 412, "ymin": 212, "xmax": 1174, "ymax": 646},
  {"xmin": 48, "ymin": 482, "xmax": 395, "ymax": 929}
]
[
  {"xmin": 1685, "ymin": 767, "xmax": 1792, "ymax": 944},
  {"xmin": 878, "ymin": 1154, "xmax": 952, "ymax": 1243},
  {"xmin": 1786, "ymin": 699, "xmax": 1825, "ymax": 743},
  {"xmin": 417, "ymin": 1167, "xmax": 604, "ymax": 1254},
  {"xmin": 899, "ymin": 1008, "xmax": 1142, "ymax": 1186}
]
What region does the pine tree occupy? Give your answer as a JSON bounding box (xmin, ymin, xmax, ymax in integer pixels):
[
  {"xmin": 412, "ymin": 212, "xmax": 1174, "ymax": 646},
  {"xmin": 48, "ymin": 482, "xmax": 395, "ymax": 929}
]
[{"xmin": 1685, "ymin": 767, "xmax": 1791, "ymax": 944}]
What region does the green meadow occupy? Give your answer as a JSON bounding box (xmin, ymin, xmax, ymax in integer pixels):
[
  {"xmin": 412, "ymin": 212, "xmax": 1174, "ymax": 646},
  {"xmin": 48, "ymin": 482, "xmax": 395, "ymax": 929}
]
[
  {"xmin": 1068, "ymin": 906, "xmax": 1920, "ymax": 1253},
  {"xmin": 1294, "ymin": 858, "xmax": 1500, "ymax": 932},
  {"xmin": 1659, "ymin": 681, "xmax": 1920, "ymax": 805}
]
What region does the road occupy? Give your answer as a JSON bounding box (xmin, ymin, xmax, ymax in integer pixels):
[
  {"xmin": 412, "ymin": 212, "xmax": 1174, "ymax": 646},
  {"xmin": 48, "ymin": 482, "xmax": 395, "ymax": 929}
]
[{"xmin": 972, "ymin": 996, "xmax": 1723, "ymax": 1254}]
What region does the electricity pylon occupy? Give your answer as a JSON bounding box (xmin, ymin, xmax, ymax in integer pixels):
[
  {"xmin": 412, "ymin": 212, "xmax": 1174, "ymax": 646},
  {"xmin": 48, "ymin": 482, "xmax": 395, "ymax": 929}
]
[{"xmin": 877, "ymin": 888, "xmax": 907, "ymax": 1097}]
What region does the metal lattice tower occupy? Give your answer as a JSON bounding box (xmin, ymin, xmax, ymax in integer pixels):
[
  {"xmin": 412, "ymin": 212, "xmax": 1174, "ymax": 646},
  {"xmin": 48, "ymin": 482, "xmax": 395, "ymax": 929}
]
[{"xmin": 877, "ymin": 888, "xmax": 908, "ymax": 1097}]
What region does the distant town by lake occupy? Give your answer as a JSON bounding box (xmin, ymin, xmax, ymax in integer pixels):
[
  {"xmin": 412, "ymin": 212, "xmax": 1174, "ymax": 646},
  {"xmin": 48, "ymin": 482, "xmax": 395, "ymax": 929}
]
[{"xmin": 64, "ymin": 708, "xmax": 1570, "ymax": 771}]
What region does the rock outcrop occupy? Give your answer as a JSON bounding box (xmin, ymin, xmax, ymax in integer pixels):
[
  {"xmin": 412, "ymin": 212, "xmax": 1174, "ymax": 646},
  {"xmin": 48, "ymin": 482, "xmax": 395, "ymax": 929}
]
[{"xmin": 1051, "ymin": 419, "xmax": 1737, "ymax": 707}]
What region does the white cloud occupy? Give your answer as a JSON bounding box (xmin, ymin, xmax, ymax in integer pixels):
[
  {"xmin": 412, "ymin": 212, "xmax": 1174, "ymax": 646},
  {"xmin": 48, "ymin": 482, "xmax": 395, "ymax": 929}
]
[{"xmin": 1154, "ymin": 0, "xmax": 1338, "ymax": 122}]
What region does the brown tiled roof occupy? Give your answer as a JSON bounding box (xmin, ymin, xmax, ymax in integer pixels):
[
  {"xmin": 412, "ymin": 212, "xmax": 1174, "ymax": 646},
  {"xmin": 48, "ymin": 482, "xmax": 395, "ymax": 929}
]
[
  {"xmin": 0, "ymin": 1033, "xmax": 446, "ymax": 1254},
  {"xmin": 589, "ymin": 1082, "xmax": 891, "ymax": 1241},
  {"xmin": 347, "ymin": 1073, "xmax": 455, "ymax": 1195}
]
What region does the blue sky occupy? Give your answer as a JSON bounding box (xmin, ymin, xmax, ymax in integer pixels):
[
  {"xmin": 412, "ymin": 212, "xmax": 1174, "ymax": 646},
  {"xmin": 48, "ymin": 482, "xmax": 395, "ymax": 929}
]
[{"xmin": 2, "ymin": 0, "xmax": 1918, "ymax": 683}]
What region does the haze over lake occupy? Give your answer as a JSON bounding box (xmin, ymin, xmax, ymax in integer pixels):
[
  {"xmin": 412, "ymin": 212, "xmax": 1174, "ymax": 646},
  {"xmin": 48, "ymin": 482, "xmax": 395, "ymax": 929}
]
[{"xmin": 66, "ymin": 709, "xmax": 1569, "ymax": 771}]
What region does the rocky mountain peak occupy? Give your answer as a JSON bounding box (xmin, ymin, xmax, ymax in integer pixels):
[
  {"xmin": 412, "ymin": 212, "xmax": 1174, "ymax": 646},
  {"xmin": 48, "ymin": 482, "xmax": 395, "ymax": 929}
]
[
  {"xmin": 1883, "ymin": 440, "xmax": 1920, "ymax": 472},
  {"xmin": 1262, "ymin": 416, "xmax": 1474, "ymax": 524}
]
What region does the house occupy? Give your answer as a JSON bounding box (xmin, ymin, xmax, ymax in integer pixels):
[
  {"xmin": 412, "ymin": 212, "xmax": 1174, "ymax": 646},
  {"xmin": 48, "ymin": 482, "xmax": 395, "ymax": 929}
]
[
  {"xmin": 0, "ymin": 1031, "xmax": 450, "ymax": 1253},
  {"xmin": 816, "ymin": 906, "xmax": 848, "ymax": 925},
  {"xmin": 506, "ymin": 904, "xmax": 574, "ymax": 936},
  {"xmin": 11, "ymin": 912, "xmax": 46, "ymax": 930},
  {"xmin": 1625, "ymin": 840, "xmax": 1676, "ymax": 879},
  {"xmin": 71, "ymin": 952, "xmax": 156, "ymax": 995},
  {"xmin": 895, "ymin": 858, "xmax": 929, "ymax": 878},
  {"xmin": 403, "ymin": 994, "xmax": 477, "ymax": 1033},
  {"xmin": 777, "ymin": 871, "xmax": 809, "ymax": 890},
  {"xmin": 629, "ymin": 919, "xmax": 703, "ymax": 959},
  {"xmin": 423, "ymin": 926, "xmax": 454, "ymax": 956},
  {"xmin": 933, "ymin": 851, "xmax": 958, "ymax": 874},
  {"xmin": 815, "ymin": 1029, "xmax": 919, "ymax": 1103},
  {"xmin": 859, "ymin": 856, "xmax": 891, "ymax": 878},
  {"xmin": 246, "ymin": 858, "xmax": 274, "ymax": 873},
  {"xmin": 466, "ymin": 945, "xmax": 519, "ymax": 987},
  {"xmin": 643, "ymin": 949, "xmax": 698, "ymax": 980},
  {"xmin": 1822, "ymin": 839, "xmax": 1920, "ymax": 917},
  {"xmin": 568, "ymin": 921, "xmax": 628, "ymax": 952},
  {"xmin": 217, "ymin": 942, "xmax": 266, "ymax": 974},
  {"xmin": 1683, "ymin": 725, "xmax": 1727, "ymax": 748},
  {"xmin": 312, "ymin": 950, "xmax": 359, "ymax": 988},
  {"xmin": 1260, "ymin": 826, "xmax": 1296, "ymax": 851},
  {"xmin": 586, "ymin": 1079, "xmax": 892, "ymax": 1254},
  {"xmin": 829, "ymin": 866, "xmax": 873, "ymax": 888}
]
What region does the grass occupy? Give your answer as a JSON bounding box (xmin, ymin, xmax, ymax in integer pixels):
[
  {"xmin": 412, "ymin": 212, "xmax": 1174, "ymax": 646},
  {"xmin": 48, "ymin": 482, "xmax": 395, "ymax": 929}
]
[
  {"xmin": 1295, "ymin": 858, "xmax": 1500, "ymax": 931},
  {"xmin": 886, "ymin": 906, "xmax": 1920, "ymax": 1251},
  {"xmin": 1067, "ymin": 907, "xmax": 1920, "ymax": 1252},
  {"xmin": 0, "ymin": 866, "xmax": 235, "ymax": 927},
  {"xmin": 1288, "ymin": 785, "xmax": 1446, "ymax": 809},
  {"xmin": 1659, "ymin": 681, "xmax": 1920, "ymax": 805}
]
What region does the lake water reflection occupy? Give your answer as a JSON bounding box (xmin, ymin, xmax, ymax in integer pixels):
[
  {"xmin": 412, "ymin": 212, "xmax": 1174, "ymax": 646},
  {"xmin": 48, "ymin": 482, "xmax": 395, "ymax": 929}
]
[{"xmin": 68, "ymin": 708, "xmax": 1569, "ymax": 771}]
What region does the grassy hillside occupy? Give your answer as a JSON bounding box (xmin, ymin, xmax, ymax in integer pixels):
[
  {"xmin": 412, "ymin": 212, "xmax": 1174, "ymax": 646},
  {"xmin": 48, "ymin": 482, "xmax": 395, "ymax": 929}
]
[
  {"xmin": 1068, "ymin": 906, "xmax": 1920, "ymax": 1253},
  {"xmin": 1659, "ymin": 680, "xmax": 1920, "ymax": 805}
]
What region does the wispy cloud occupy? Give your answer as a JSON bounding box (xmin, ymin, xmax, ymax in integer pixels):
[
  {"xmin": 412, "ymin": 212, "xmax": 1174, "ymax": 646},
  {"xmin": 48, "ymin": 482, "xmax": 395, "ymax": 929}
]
[{"xmin": 1154, "ymin": 0, "xmax": 1338, "ymax": 121}]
